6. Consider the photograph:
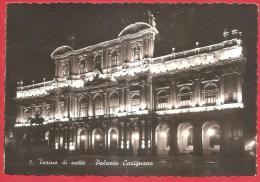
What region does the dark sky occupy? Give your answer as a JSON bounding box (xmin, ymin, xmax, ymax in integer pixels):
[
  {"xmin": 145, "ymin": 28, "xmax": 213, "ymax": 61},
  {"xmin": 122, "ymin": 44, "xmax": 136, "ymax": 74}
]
[{"xmin": 5, "ymin": 4, "xmax": 258, "ymax": 134}]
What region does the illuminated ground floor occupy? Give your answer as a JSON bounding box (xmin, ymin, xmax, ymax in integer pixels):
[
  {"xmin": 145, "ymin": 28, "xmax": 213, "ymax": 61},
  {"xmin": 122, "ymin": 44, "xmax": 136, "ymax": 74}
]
[{"xmin": 12, "ymin": 108, "xmax": 245, "ymax": 156}]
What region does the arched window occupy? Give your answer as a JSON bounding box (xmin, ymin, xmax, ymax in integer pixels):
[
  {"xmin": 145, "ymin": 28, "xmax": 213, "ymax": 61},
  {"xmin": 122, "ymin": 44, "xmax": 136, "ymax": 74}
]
[
  {"xmin": 79, "ymin": 98, "xmax": 88, "ymax": 117},
  {"xmin": 202, "ymin": 83, "xmax": 218, "ymax": 106},
  {"xmin": 178, "ymin": 86, "xmax": 192, "ymax": 108},
  {"xmin": 109, "ymin": 93, "xmax": 119, "ymax": 115},
  {"xmin": 133, "ymin": 47, "xmax": 140, "ymax": 61},
  {"xmin": 94, "ymin": 95, "xmax": 103, "ymax": 116},
  {"xmin": 131, "ymin": 94, "xmax": 140, "ymax": 112},
  {"xmin": 156, "ymin": 91, "xmax": 168, "ymax": 110},
  {"xmin": 111, "ymin": 51, "xmax": 118, "ymax": 67}
]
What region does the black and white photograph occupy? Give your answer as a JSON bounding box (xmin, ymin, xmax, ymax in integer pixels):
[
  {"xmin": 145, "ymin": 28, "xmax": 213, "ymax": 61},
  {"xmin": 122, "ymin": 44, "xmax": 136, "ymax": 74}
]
[{"xmin": 4, "ymin": 3, "xmax": 257, "ymax": 176}]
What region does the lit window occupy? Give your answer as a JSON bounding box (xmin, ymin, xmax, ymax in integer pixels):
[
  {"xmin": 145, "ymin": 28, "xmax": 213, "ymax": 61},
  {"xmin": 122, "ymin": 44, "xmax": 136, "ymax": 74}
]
[
  {"xmin": 55, "ymin": 143, "xmax": 59, "ymax": 150},
  {"xmin": 95, "ymin": 55, "xmax": 102, "ymax": 70},
  {"xmin": 131, "ymin": 94, "xmax": 140, "ymax": 112},
  {"xmin": 111, "ymin": 51, "xmax": 118, "ymax": 67},
  {"xmin": 62, "ymin": 62, "xmax": 69, "ymax": 76},
  {"xmin": 224, "ymin": 74, "xmax": 238, "ymax": 103},
  {"xmin": 187, "ymin": 127, "xmax": 193, "ymax": 146},
  {"xmin": 156, "ymin": 91, "xmax": 168, "ymax": 110},
  {"xmin": 79, "ymin": 59, "xmax": 86, "ymax": 74},
  {"xmin": 133, "ymin": 47, "xmax": 140, "ymax": 61},
  {"xmin": 203, "ymin": 83, "xmax": 218, "ymax": 106},
  {"xmin": 94, "ymin": 95, "xmax": 103, "ymax": 116},
  {"xmin": 79, "ymin": 98, "xmax": 88, "ymax": 117},
  {"xmin": 178, "ymin": 87, "xmax": 192, "ymax": 108},
  {"xmin": 109, "ymin": 93, "xmax": 119, "ymax": 115},
  {"xmin": 69, "ymin": 142, "xmax": 76, "ymax": 151}
]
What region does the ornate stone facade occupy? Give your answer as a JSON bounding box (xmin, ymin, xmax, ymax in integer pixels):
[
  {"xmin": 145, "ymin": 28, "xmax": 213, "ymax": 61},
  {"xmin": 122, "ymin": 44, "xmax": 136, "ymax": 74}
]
[{"xmin": 13, "ymin": 14, "xmax": 245, "ymax": 156}]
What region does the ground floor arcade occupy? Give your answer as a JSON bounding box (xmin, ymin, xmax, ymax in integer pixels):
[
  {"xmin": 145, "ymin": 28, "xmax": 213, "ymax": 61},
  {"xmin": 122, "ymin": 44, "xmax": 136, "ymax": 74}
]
[{"xmin": 13, "ymin": 109, "xmax": 244, "ymax": 156}]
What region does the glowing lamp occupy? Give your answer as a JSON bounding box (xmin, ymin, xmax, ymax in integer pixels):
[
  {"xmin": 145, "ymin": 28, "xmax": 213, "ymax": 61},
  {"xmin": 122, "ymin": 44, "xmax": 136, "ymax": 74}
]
[
  {"xmin": 96, "ymin": 134, "xmax": 101, "ymax": 140},
  {"xmin": 132, "ymin": 133, "xmax": 139, "ymax": 140},
  {"xmin": 112, "ymin": 133, "xmax": 118, "ymax": 140},
  {"xmin": 182, "ymin": 130, "xmax": 190, "ymax": 137},
  {"xmin": 207, "ymin": 128, "xmax": 216, "ymax": 137},
  {"xmin": 160, "ymin": 131, "xmax": 167, "ymax": 138},
  {"xmin": 80, "ymin": 135, "xmax": 86, "ymax": 140},
  {"xmin": 45, "ymin": 135, "xmax": 49, "ymax": 141}
]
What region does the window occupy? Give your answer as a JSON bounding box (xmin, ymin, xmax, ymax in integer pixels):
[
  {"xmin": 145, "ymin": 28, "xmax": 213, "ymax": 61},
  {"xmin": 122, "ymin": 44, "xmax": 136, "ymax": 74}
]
[
  {"xmin": 45, "ymin": 105, "xmax": 51, "ymax": 117},
  {"xmin": 202, "ymin": 83, "xmax": 218, "ymax": 106},
  {"xmin": 109, "ymin": 93, "xmax": 119, "ymax": 115},
  {"xmin": 95, "ymin": 55, "xmax": 102, "ymax": 70},
  {"xmin": 94, "ymin": 95, "xmax": 103, "ymax": 116},
  {"xmin": 62, "ymin": 62, "xmax": 69, "ymax": 76},
  {"xmin": 131, "ymin": 94, "xmax": 140, "ymax": 112},
  {"xmin": 133, "ymin": 47, "xmax": 140, "ymax": 61},
  {"xmin": 79, "ymin": 98, "xmax": 87, "ymax": 117},
  {"xmin": 79, "ymin": 59, "xmax": 86, "ymax": 74},
  {"xmin": 187, "ymin": 127, "xmax": 193, "ymax": 146},
  {"xmin": 224, "ymin": 74, "xmax": 238, "ymax": 103},
  {"xmin": 178, "ymin": 87, "xmax": 192, "ymax": 108},
  {"xmin": 156, "ymin": 91, "xmax": 168, "ymax": 110},
  {"xmin": 111, "ymin": 51, "xmax": 118, "ymax": 67}
]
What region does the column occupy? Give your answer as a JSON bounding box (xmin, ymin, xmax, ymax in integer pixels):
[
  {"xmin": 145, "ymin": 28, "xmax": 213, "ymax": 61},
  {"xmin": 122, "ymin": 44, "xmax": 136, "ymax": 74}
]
[
  {"xmin": 126, "ymin": 88, "xmax": 131, "ymax": 113},
  {"xmin": 103, "ymin": 123, "xmax": 108, "ymax": 154},
  {"xmin": 237, "ymin": 73, "xmax": 242, "ymax": 103},
  {"xmin": 120, "ymin": 122, "xmax": 125, "ymax": 152},
  {"xmin": 141, "ymin": 81, "xmax": 146, "ymax": 110},
  {"xmin": 74, "ymin": 97, "xmax": 78, "ymax": 118},
  {"xmin": 120, "ymin": 84, "xmax": 125, "ymax": 112},
  {"xmin": 151, "ymin": 120, "xmax": 156, "ymax": 154},
  {"xmin": 108, "ymin": 54, "xmax": 112, "ymax": 68},
  {"xmin": 104, "ymin": 91, "xmax": 108, "ymax": 116},
  {"xmin": 219, "ymin": 74, "xmax": 225, "ymax": 105},
  {"xmin": 170, "ymin": 123, "xmax": 178, "ymax": 155},
  {"xmin": 141, "ymin": 121, "xmax": 146, "ymax": 151},
  {"xmin": 147, "ymin": 76, "xmax": 154, "ymax": 113},
  {"xmin": 194, "ymin": 78, "xmax": 201, "ymax": 107},
  {"xmin": 88, "ymin": 93, "xmax": 93, "ymax": 117},
  {"xmin": 193, "ymin": 121, "xmax": 203, "ymax": 156},
  {"xmin": 170, "ymin": 79, "xmax": 176, "ymax": 109},
  {"xmin": 146, "ymin": 121, "xmax": 152, "ymax": 153}
]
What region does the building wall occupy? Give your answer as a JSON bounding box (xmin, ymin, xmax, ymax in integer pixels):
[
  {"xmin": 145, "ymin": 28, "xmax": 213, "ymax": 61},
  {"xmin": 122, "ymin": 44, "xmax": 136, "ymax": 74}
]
[{"xmin": 13, "ymin": 23, "xmax": 245, "ymax": 156}]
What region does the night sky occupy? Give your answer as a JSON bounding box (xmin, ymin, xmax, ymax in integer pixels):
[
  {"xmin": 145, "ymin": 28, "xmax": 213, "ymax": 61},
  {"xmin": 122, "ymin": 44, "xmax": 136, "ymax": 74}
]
[{"xmin": 5, "ymin": 4, "xmax": 257, "ymax": 136}]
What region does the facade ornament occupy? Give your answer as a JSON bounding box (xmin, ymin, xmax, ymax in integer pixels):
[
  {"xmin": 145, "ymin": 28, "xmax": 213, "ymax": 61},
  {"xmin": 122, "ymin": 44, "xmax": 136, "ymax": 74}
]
[
  {"xmin": 148, "ymin": 11, "xmax": 156, "ymax": 27},
  {"xmin": 142, "ymin": 58, "xmax": 152, "ymax": 68},
  {"xmin": 223, "ymin": 28, "xmax": 229, "ymax": 39}
]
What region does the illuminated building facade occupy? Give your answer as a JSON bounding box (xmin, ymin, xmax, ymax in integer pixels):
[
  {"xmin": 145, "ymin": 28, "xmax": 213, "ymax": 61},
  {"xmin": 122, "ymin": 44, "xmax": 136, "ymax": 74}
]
[{"xmin": 13, "ymin": 13, "xmax": 245, "ymax": 156}]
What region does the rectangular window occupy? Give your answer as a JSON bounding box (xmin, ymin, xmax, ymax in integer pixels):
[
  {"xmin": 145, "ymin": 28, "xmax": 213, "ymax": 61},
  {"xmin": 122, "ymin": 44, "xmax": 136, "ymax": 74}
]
[
  {"xmin": 157, "ymin": 97, "xmax": 168, "ymax": 110},
  {"xmin": 179, "ymin": 95, "xmax": 191, "ymax": 108},
  {"xmin": 131, "ymin": 98, "xmax": 140, "ymax": 112},
  {"xmin": 69, "ymin": 142, "xmax": 76, "ymax": 151},
  {"xmin": 110, "ymin": 98, "xmax": 119, "ymax": 115},
  {"xmin": 224, "ymin": 92, "xmax": 238, "ymax": 103},
  {"xmin": 95, "ymin": 100, "xmax": 103, "ymax": 116},
  {"xmin": 203, "ymin": 91, "xmax": 217, "ymax": 106}
]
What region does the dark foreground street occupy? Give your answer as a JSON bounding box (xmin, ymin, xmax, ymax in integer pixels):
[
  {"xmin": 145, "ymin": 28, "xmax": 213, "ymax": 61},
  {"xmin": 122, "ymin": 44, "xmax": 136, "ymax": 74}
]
[{"xmin": 5, "ymin": 152, "xmax": 256, "ymax": 176}]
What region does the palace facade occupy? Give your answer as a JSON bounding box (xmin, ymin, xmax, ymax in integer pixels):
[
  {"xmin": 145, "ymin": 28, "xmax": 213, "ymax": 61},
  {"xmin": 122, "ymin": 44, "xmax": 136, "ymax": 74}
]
[{"xmin": 13, "ymin": 13, "xmax": 245, "ymax": 156}]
